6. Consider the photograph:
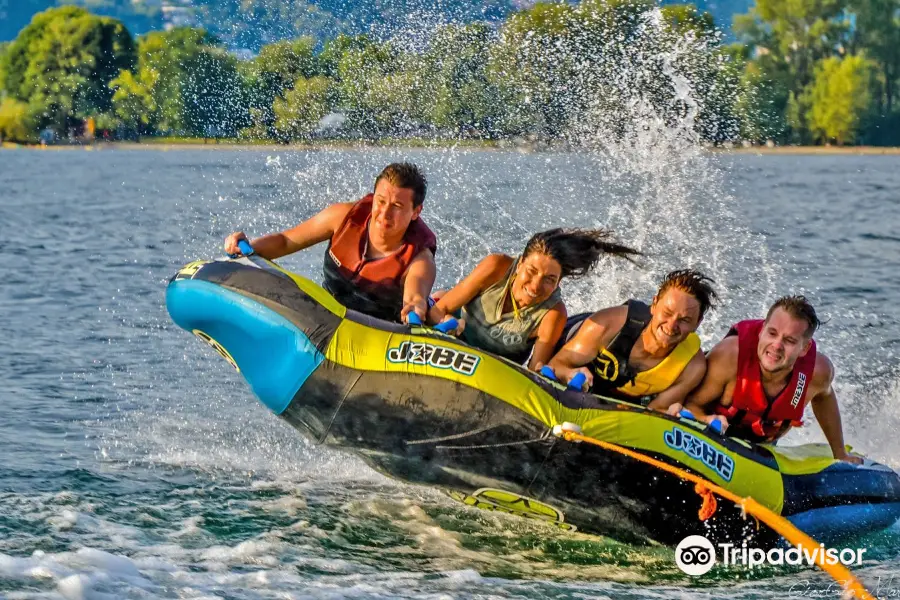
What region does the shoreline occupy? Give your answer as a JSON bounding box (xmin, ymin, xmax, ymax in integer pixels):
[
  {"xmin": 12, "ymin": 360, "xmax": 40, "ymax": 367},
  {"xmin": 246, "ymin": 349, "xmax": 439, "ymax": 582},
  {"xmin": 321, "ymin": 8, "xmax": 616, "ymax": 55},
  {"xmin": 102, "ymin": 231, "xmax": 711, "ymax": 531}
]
[
  {"xmin": 3, "ymin": 140, "xmax": 900, "ymax": 155},
  {"xmin": 0, "ymin": 139, "xmax": 506, "ymax": 152},
  {"xmin": 715, "ymin": 145, "xmax": 900, "ymax": 155}
]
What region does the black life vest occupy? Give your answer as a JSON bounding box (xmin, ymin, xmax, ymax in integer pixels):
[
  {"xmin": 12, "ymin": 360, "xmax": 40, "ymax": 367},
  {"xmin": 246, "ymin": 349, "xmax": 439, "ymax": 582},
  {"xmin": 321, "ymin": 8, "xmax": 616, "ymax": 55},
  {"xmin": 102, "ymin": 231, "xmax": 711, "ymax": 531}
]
[{"xmin": 588, "ymin": 299, "xmax": 652, "ymax": 395}]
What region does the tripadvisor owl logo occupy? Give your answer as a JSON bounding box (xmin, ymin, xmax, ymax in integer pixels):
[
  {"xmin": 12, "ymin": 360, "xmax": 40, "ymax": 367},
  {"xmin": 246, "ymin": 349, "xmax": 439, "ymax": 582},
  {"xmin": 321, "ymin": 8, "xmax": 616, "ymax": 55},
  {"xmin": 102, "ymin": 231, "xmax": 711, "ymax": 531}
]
[
  {"xmin": 674, "ymin": 535, "xmax": 867, "ymax": 575},
  {"xmin": 675, "ymin": 535, "xmax": 716, "ymax": 575}
]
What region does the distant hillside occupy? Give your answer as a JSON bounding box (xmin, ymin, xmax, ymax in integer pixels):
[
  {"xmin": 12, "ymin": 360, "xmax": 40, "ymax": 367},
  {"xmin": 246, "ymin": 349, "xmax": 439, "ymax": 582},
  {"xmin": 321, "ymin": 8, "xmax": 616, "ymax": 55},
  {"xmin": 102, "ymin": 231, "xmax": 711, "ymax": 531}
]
[
  {"xmin": 686, "ymin": 0, "xmax": 753, "ymax": 36},
  {"xmin": 192, "ymin": 0, "xmax": 522, "ymax": 50},
  {"xmin": 1, "ymin": 0, "xmax": 753, "ymax": 47},
  {"xmin": 1, "ymin": 1, "xmax": 162, "ymax": 42}
]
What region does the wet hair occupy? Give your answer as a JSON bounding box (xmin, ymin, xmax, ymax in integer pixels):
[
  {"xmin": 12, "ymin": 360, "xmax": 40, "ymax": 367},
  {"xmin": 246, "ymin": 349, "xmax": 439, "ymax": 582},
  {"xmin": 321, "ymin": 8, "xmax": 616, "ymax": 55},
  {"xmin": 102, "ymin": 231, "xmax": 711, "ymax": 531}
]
[
  {"xmin": 656, "ymin": 269, "xmax": 718, "ymax": 320},
  {"xmin": 522, "ymin": 228, "xmax": 642, "ymax": 279},
  {"xmin": 766, "ymin": 295, "xmax": 820, "ymax": 338},
  {"xmin": 374, "ymin": 163, "xmax": 428, "ymax": 208}
]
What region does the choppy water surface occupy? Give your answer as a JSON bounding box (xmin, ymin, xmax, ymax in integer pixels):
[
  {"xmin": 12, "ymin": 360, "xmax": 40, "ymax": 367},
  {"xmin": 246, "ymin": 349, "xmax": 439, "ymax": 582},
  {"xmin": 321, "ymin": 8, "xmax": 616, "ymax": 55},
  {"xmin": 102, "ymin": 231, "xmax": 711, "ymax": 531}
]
[{"xmin": 2, "ymin": 148, "xmax": 900, "ymax": 599}]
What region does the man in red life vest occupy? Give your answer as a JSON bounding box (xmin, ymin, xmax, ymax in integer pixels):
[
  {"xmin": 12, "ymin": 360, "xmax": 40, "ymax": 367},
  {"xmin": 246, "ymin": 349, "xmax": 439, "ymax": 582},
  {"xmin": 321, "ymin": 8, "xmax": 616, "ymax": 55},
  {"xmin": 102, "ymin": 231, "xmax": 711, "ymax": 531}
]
[
  {"xmin": 672, "ymin": 296, "xmax": 862, "ymax": 463},
  {"xmin": 224, "ymin": 163, "xmax": 436, "ymax": 323}
]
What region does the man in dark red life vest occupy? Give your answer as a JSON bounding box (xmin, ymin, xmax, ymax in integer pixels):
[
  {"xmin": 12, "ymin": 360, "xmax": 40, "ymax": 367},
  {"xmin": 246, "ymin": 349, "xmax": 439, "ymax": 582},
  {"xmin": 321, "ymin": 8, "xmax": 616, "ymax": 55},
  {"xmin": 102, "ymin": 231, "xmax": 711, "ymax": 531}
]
[
  {"xmin": 673, "ymin": 296, "xmax": 861, "ymax": 463},
  {"xmin": 224, "ymin": 163, "xmax": 436, "ymax": 323}
]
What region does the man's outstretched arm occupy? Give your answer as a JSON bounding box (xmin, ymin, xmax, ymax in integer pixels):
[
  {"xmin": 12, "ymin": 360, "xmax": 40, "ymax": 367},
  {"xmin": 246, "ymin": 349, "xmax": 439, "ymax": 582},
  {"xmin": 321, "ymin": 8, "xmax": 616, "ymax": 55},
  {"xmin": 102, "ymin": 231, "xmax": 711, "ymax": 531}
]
[
  {"xmin": 810, "ymin": 356, "xmax": 862, "ymax": 464},
  {"xmin": 400, "ymin": 248, "xmax": 437, "ymax": 323},
  {"xmin": 224, "ymin": 202, "xmax": 353, "ymax": 260},
  {"xmin": 547, "ymin": 312, "xmax": 612, "ymax": 389}
]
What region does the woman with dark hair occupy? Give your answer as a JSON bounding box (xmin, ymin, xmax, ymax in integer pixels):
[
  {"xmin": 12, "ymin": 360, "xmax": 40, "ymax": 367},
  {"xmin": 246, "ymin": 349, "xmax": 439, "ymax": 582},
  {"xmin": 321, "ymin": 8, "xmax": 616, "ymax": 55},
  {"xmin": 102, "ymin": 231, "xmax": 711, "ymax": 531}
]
[{"xmin": 427, "ymin": 228, "xmax": 641, "ymax": 370}]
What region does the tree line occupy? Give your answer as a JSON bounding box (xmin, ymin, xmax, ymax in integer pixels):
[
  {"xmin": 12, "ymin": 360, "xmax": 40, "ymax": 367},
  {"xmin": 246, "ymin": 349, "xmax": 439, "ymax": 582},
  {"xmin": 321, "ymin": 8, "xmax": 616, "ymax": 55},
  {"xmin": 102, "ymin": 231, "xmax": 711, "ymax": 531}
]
[{"xmin": 0, "ymin": 0, "xmax": 897, "ymax": 146}]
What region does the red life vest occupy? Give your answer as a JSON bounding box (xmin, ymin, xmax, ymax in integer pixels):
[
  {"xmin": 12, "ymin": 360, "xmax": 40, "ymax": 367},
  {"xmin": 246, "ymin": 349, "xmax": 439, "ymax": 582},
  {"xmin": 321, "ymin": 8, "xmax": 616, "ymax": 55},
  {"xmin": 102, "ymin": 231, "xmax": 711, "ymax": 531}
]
[
  {"xmin": 715, "ymin": 319, "xmax": 817, "ymax": 442},
  {"xmin": 322, "ymin": 194, "xmax": 436, "ymax": 321}
]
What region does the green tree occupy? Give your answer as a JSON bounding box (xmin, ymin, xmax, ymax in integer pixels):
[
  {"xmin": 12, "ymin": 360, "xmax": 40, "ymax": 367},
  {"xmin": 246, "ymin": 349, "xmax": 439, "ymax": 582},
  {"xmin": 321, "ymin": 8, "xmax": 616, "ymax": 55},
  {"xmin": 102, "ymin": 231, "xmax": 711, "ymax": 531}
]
[
  {"xmin": 1, "ymin": 7, "xmax": 135, "ymax": 135},
  {"xmin": 661, "ymin": 4, "xmax": 716, "ymax": 37},
  {"xmin": 488, "ymin": 2, "xmax": 576, "ymax": 137},
  {"xmin": 241, "ymin": 37, "xmax": 319, "ymax": 138},
  {"xmin": 421, "ymin": 23, "xmax": 503, "ymax": 136},
  {"xmin": 109, "ymin": 67, "xmax": 159, "ymax": 134},
  {"xmin": 132, "ymin": 28, "xmax": 213, "ymax": 134},
  {"xmin": 564, "ymin": 0, "xmax": 656, "ymax": 129},
  {"xmin": 658, "ymin": 4, "xmax": 740, "ymax": 142},
  {"xmin": 250, "ymin": 38, "xmax": 317, "ymax": 86},
  {"xmin": 181, "ymin": 46, "xmax": 247, "ymax": 137},
  {"xmin": 115, "ymin": 27, "xmax": 248, "ymax": 137},
  {"xmin": 850, "ymin": 0, "xmax": 900, "ymax": 112},
  {"xmin": 732, "ymin": 49, "xmax": 792, "ymax": 141},
  {"xmin": 91, "ymin": 111, "xmax": 123, "ymax": 136},
  {"xmin": 334, "ymin": 38, "xmax": 424, "ymax": 136},
  {"xmin": 734, "ymin": 0, "xmax": 850, "ymax": 89},
  {"xmin": 803, "ymin": 54, "xmax": 875, "ymax": 144},
  {"xmin": 0, "ymin": 98, "xmax": 36, "ymax": 142},
  {"xmin": 272, "ymin": 76, "xmax": 333, "ymax": 140},
  {"xmin": 319, "ymin": 34, "xmax": 374, "ymax": 78},
  {"xmin": 485, "ymin": 0, "xmax": 725, "ymax": 141},
  {"xmin": 0, "ymin": 42, "xmax": 9, "ymax": 89},
  {"xmin": 732, "ymin": 0, "xmax": 853, "ymax": 141}
]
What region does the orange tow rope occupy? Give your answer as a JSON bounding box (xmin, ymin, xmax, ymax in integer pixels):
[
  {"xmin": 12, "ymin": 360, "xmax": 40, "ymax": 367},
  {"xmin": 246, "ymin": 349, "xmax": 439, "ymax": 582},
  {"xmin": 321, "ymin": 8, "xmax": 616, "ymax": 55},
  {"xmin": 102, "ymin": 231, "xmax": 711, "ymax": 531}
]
[{"xmin": 557, "ymin": 429, "xmax": 874, "ymax": 600}]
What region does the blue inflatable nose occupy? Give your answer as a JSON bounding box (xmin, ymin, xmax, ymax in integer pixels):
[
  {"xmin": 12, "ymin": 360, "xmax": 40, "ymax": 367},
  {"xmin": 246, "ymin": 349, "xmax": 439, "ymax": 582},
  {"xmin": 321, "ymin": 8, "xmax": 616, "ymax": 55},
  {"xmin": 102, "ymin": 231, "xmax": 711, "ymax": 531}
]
[{"xmin": 166, "ymin": 279, "xmax": 324, "ymax": 415}]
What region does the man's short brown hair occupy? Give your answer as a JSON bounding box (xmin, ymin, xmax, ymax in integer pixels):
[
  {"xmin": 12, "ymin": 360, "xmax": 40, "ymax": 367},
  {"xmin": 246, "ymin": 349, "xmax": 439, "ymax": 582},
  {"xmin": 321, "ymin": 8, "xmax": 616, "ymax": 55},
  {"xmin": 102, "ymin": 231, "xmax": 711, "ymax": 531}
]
[
  {"xmin": 766, "ymin": 295, "xmax": 820, "ymax": 338},
  {"xmin": 657, "ymin": 269, "xmax": 718, "ymax": 320},
  {"xmin": 374, "ymin": 163, "xmax": 427, "ymax": 208}
]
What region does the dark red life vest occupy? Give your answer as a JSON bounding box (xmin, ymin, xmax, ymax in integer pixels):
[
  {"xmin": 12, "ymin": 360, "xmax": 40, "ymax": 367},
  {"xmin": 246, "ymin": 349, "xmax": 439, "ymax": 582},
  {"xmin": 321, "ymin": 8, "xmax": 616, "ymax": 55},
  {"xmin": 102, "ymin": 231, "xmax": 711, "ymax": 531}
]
[
  {"xmin": 715, "ymin": 319, "xmax": 817, "ymax": 443},
  {"xmin": 322, "ymin": 194, "xmax": 436, "ymax": 321}
]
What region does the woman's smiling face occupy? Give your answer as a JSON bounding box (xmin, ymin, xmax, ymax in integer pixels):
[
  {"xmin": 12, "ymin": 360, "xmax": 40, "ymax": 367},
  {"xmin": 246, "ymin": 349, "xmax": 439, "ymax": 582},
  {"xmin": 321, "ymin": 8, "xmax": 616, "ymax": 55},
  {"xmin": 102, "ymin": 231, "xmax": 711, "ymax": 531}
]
[{"xmin": 511, "ymin": 252, "xmax": 562, "ymax": 309}]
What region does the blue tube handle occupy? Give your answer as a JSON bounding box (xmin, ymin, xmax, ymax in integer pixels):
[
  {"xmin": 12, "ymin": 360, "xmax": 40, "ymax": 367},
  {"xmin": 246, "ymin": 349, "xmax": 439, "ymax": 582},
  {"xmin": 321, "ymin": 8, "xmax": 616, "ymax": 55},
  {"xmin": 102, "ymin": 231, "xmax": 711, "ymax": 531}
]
[
  {"xmin": 406, "ymin": 312, "xmax": 423, "ymax": 326},
  {"xmin": 568, "ymin": 372, "xmax": 587, "ymax": 391},
  {"xmin": 237, "ymin": 239, "xmax": 254, "ymax": 256},
  {"xmin": 540, "ymin": 365, "xmax": 558, "ymax": 381},
  {"xmin": 434, "ymin": 318, "xmax": 459, "ymax": 334},
  {"xmin": 680, "ymin": 409, "xmax": 723, "ymax": 434},
  {"xmin": 679, "ymin": 409, "xmax": 697, "ymax": 421}
]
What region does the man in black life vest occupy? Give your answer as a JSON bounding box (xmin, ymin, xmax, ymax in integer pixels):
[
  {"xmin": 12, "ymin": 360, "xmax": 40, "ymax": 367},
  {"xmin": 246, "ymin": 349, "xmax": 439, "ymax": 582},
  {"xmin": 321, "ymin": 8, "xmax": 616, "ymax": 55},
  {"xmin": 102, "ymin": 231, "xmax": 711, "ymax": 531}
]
[
  {"xmin": 673, "ymin": 295, "xmax": 861, "ymax": 464},
  {"xmin": 548, "ymin": 270, "xmax": 716, "ymax": 410},
  {"xmin": 224, "ymin": 163, "xmax": 437, "ymax": 324}
]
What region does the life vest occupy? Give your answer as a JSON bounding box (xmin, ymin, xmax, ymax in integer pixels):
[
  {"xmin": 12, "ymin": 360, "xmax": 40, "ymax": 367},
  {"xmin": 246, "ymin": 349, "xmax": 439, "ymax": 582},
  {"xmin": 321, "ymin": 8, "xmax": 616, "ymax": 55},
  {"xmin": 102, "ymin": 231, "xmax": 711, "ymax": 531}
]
[
  {"xmin": 715, "ymin": 319, "xmax": 817, "ymax": 443},
  {"xmin": 322, "ymin": 194, "xmax": 436, "ymax": 322},
  {"xmin": 586, "ymin": 300, "xmax": 701, "ymax": 401}
]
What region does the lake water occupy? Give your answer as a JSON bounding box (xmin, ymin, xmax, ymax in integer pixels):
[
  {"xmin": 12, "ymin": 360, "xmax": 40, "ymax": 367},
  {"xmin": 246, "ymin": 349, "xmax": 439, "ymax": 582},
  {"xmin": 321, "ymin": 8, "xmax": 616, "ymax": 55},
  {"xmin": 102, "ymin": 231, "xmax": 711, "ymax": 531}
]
[{"xmin": 2, "ymin": 147, "xmax": 900, "ymax": 599}]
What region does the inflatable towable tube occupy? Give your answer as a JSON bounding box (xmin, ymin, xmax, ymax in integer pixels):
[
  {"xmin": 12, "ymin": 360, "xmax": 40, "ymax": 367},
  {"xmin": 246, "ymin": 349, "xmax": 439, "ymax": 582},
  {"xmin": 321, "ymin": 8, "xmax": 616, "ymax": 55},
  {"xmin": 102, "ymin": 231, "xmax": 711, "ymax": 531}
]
[{"xmin": 166, "ymin": 254, "xmax": 900, "ymax": 547}]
